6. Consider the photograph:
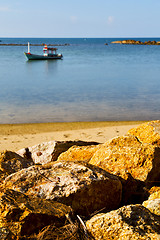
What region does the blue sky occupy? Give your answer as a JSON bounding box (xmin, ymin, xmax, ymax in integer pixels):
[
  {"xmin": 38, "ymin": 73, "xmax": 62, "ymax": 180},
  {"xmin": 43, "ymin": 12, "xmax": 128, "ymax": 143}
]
[{"xmin": 0, "ymin": 0, "xmax": 160, "ymax": 37}]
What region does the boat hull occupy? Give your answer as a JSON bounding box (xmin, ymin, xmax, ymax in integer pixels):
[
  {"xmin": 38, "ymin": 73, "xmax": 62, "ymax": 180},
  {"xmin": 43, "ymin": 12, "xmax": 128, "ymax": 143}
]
[{"xmin": 24, "ymin": 52, "xmax": 63, "ymax": 60}]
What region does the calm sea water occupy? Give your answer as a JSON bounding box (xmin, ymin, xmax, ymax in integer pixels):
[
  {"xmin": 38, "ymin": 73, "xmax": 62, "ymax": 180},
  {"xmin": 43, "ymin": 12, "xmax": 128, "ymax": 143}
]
[{"xmin": 0, "ymin": 37, "xmax": 160, "ymax": 124}]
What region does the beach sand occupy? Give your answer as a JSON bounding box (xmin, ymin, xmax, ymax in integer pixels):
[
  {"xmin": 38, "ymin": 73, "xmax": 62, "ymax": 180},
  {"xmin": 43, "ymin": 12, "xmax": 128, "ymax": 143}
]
[{"xmin": 0, "ymin": 121, "xmax": 146, "ymax": 152}]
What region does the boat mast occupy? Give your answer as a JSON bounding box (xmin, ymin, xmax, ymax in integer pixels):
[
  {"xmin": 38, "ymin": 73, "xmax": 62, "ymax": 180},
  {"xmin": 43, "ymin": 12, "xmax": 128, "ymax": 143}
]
[{"xmin": 28, "ymin": 42, "xmax": 30, "ymax": 53}]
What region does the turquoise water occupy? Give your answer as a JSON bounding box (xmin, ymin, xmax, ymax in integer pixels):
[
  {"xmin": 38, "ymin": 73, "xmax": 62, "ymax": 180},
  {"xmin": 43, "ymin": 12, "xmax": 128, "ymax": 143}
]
[{"xmin": 0, "ymin": 38, "xmax": 160, "ymax": 123}]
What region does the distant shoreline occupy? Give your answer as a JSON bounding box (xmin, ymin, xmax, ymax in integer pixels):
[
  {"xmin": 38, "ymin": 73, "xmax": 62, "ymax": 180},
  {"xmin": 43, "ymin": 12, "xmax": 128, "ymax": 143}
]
[{"xmin": 0, "ymin": 43, "xmax": 70, "ymax": 46}]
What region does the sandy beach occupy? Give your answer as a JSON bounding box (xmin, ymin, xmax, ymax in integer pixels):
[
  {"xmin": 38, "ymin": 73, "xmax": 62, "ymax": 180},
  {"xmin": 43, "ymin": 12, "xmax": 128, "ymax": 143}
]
[{"xmin": 0, "ymin": 121, "xmax": 146, "ymax": 152}]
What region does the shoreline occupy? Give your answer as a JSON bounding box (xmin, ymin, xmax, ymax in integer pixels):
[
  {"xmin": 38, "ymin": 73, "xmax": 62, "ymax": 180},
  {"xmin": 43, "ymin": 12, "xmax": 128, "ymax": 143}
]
[
  {"xmin": 0, "ymin": 121, "xmax": 146, "ymax": 135},
  {"xmin": 0, "ymin": 121, "xmax": 147, "ymax": 152}
]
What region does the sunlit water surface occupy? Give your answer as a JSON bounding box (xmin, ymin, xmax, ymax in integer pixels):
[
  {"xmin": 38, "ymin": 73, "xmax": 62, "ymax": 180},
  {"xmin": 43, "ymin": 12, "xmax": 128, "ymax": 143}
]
[{"xmin": 0, "ymin": 38, "xmax": 160, "ymax": 123}]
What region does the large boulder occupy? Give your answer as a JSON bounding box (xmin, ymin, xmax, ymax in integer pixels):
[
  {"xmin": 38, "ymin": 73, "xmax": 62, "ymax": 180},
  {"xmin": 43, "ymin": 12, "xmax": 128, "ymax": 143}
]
[
  {"xmin": 4, "ymin": 161, "xmax": 122, "ymax": 216},
  {"xmin": 89, "ymin": 134, "xmax": 160, "ymax": 204},
  {"xmin": 17, "ymin": 140, "xmax": 99, "ymax": 165},
  {"xmin": 0, "ymin": 188, "xmax": 73, "ymax": 238},
  {"xmin": 90, "ymin": 135, "xmax": 160, "ymax": 187},
  {"xmin": 128, "ymin": 120, "xmax": 160, "ymax": 145},
  {"xmin": 0, "ymin": 150, "xmax": 33, "ymax": 181},
  {"xmin": 86, "ymin": 204, "xmax": 160, "ymax": 240}
]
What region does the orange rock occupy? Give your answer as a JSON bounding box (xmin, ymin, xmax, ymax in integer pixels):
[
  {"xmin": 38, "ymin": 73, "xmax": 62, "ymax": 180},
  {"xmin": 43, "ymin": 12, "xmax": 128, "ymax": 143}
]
[
  {"xmin": 0, "ymin": 188, "xmax": 73, "ymax": 238},
  {"xmin": 90, "ymin": 135, "xmax": 158, "ymax": 183},
  {"xmin": 148, "ymin": 186, "xmax": 160, "ymax": 200},
  {"xmin": 86, "ymin": 204, "xmax": 160, "ymax": 240},
  {"xmin": 89, "ymin": 134, "xmax": 160, "ymax": 204},
  {"xmin": 57, "ymin": 145, "xmax": 100, "ymax": 162},
  {"xmin": 128, "ymin": 120, "xmax": 160, "ymax": 145}
]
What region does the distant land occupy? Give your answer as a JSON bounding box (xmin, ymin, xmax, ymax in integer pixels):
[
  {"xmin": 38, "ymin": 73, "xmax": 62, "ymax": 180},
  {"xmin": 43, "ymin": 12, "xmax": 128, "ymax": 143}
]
[{"xmin": 111, "ymin": 39, "xmax": 160, "ymax": 45}]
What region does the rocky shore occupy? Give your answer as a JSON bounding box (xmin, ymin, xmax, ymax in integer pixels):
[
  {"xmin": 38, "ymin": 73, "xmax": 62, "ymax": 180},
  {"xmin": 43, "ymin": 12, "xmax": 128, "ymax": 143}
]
[
  {"xmin": 1, "ymin": 120, "xmax": 160, "ymax": 239},
  {"xmin": 111, "ymin": 39, "xmax": 160, "ymax": 45}
]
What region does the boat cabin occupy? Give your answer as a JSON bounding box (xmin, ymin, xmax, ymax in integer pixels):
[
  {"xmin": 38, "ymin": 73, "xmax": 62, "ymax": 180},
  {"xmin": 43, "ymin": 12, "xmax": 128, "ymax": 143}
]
[{"xmin": 43, "ymin": 44, "xmax": 58, "ymax": 56}]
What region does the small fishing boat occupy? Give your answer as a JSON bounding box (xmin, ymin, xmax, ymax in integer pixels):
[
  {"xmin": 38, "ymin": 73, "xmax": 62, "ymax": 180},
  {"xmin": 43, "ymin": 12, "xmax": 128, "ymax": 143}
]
[{"xmin": 24, "ymin": 42, "xmax": 63, "ymax": 60}]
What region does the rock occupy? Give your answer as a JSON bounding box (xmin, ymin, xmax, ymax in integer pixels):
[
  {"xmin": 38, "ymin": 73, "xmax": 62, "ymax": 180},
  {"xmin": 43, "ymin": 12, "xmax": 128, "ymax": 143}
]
[
  {"xmin": 143, "ymin": 198, "xmax": 160, "ymax": 216},
  {"xmin": 17, "ymin": 141, "xmax": 56, "ymax": 165},
  {"xmin": 128, "ymin": 120, "xmax": 160, "ymax": 145},
  {"xmin": 0, "ymin": 150, "xmax": 33, "ymax": 181},
  {"xmin": 90, "ymin": 135, "xmax": 160, "ymax": 186},
  {"xmin": 111, "ymin": 40, "xmax": 160, "ymax": 45},
  {"xmin": 57, "ymin": 145, "xmax": 100, "ymax": 162},
  {"xmin": 0, "ymin": 227, "xmax": 15, "ymax": 240},
  {"xmin": 111, "ymin": 40, "xmax": 123, "ymax": 44},
  {"xmin": 89, "ymin": 134, "xmax": 160, "ymax": 204},
  {"xmin": 51, "ymin": 140, "xmax": 100, "ymax": 162},
  {"xmin": 4, "ymin": 161, "xmax": 122, "ymax": 216},
  {"xmin": 86, "ymin": 204, "xmax": 160, "ymax": 240},
  {"xmin": 121, "ymin": 40, "xmax": 137, "ymax": 44},
  {"xmin": 149, "ymin": 186, "xmax": 160, "ymax": 199},
  {"xmin": 0, "ymin": 188, "xmax": 73, "ymax": 238},
  {"xmin": 17, "ymin": 140, "xmax": 99, "ymax": 165},
  {"xmin": 142, "ymin": 186, "xmax": 160, "ymax": 215}
]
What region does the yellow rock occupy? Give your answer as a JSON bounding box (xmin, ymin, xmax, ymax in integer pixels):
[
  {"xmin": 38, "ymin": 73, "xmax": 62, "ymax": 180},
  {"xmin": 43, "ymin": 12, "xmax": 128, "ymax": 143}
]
[
  {"xmin": 143, "ymin": 198, "xmax": 160, "ymax": 216},
  {"xmin": 57, "ymin": 145, "xmax": 100, "ymax": 162},
  {"xmin": 148, "ymin": 187, "xmax": 160, "ymax": 200},
  {"xmin": 128, "ymin": 120, "xmax": 160, "ymax": 145},
  {"xmin": 86, "ymin": 204, "xmax": 160, "ymax": 240},
  {"xmin": 0, "ymin": 188, "xmax": 73, "ymax": 238},
  {"xmin": 90, "ymin": 135, "xmax": 157, "ymax": 183}
]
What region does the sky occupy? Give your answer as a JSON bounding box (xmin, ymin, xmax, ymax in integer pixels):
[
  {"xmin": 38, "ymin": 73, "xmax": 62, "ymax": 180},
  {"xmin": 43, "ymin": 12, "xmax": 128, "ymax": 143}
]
[{"xmin": 0, "ymin": 0, "xmax": 160, "ymax": 38}]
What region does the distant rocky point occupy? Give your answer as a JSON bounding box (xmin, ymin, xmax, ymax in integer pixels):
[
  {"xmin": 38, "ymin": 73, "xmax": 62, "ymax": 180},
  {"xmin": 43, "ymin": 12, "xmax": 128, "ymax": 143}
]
[{"xmin": 111, "ymin": 39, "xmax": 160, "ymax": 45}]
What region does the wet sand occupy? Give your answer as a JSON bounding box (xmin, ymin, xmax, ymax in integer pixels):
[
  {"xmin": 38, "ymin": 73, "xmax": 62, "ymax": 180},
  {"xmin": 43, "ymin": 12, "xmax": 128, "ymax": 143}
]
[{"xmin": 0, "ymin": 121, "xmax": 146, "ymax": 151}]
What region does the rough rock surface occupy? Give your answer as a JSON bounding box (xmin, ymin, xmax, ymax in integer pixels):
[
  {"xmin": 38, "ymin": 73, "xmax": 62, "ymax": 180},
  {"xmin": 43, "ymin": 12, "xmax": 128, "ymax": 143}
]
[
  {"xmin": 142, "ymin": 186, "xmax": 160, "ymax": 216},
  {"xmin": 17, "ymin": 141, "xmax": 56, "ymax": 165},
  {"xmin": 17, "ymin": 140, "xmax": 99, "ymax": 165},
  {"xmin": 149, "ymin": 186, "xmax": 160, "ymax": 200},
  {"xmin": 143, "ymin": 198, "xmax": 160, "ymax": 216},
  {"xmin": 0, "ymin": 150, "xmax": 33, "ymax": 181},
  {"xmin": 128, "ymin": 120, "xmax": 160, "ymax": 145},
  {"xmin": 51, "ymin": 140, "xmax": 99, "ymax": 162},
  {"xmin": 57, "ymin": 145, "xmax": 100, "ymax": 162},
  {"xmin": 4, "ymin": 161, "xmax": 122, "ymax": 216},
  {"xmin": 0, "ymin": 188, "xmax": 73, "ymax": 238},
  {"xmin": 86, "ymin": 204, "xmax": 160, "ymax": 240},
  {"xmin": 89, "ymin": 135, "xmax": 160, "ymax": 186}
]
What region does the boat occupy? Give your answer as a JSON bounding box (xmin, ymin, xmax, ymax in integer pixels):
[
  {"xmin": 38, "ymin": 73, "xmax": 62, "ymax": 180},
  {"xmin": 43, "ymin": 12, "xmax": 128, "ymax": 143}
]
[{"xmin": 24, "ymin": 42, "xmax": 63, "ymax": 60}]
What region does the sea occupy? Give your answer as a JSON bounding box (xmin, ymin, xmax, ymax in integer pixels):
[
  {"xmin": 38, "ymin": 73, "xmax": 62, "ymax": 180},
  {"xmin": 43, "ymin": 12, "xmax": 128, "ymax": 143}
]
[{"xmin": 0, "ymin": 37, "xmax": 160, "ymax": 124}]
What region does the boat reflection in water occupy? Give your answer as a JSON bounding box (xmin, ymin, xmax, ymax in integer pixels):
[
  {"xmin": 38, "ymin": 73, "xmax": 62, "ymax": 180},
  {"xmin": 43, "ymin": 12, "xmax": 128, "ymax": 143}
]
[{"xmin": 24, "ymin": 42, "xmax": 63, "ymax": 60}]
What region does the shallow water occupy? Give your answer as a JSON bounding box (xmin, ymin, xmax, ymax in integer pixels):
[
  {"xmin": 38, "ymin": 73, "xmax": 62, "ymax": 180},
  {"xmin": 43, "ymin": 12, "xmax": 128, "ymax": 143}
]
[{"xmin": 0, "ymin": 38, "xmax": 160, "ymax": 123}]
